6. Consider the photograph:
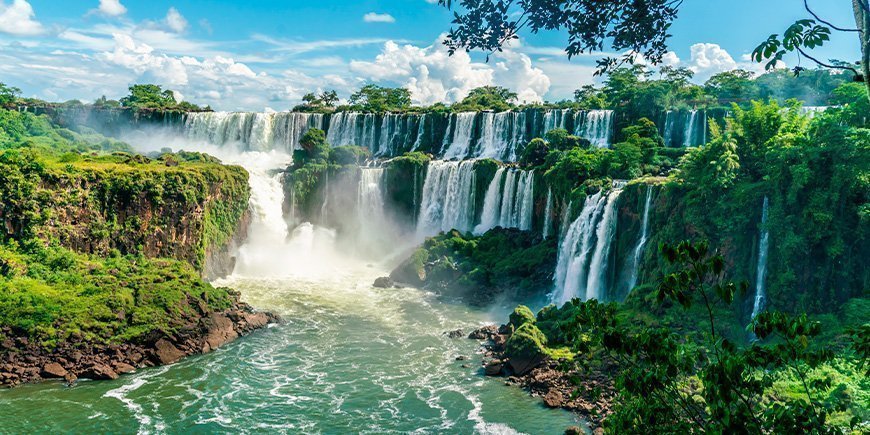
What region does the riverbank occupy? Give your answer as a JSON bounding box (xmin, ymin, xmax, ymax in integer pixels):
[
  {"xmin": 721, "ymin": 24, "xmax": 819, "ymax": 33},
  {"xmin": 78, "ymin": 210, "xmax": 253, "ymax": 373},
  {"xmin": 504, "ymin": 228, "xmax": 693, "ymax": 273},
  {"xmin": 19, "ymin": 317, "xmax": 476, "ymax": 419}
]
[
  {"xmin": 0, "ymin": 291, "xmax": 278, "ymax": 387},
  {"xmin": 468, "ymin": 324, "xmax": 617, "ymax": 431}
]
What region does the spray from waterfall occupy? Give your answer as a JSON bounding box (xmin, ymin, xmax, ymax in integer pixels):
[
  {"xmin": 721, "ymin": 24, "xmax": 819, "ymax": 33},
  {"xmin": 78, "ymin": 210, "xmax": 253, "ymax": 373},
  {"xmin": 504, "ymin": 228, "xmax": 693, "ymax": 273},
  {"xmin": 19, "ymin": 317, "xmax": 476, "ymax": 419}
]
[{"xmin": 542, "ymin": 188, "xmax": 554, "ymax": 239}]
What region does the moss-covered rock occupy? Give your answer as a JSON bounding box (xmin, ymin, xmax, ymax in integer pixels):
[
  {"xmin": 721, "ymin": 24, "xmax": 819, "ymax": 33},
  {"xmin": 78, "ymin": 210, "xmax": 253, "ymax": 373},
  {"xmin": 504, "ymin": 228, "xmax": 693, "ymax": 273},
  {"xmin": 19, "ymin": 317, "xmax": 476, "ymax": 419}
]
[
  {"xmin": 504, "ymin": 322, "xmax": 548, "ymax": 375},
  {"xmin": 509, "ymin": 305, "xmax": 536, "ymax": 329}
]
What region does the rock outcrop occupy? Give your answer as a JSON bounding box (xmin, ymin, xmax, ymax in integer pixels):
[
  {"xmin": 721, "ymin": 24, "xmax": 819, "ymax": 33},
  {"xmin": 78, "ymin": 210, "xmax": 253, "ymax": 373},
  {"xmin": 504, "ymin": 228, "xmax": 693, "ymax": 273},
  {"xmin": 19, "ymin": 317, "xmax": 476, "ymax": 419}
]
[{"xmin": 0, "ymin": 294, "xmax": 279, "ymax": 387}]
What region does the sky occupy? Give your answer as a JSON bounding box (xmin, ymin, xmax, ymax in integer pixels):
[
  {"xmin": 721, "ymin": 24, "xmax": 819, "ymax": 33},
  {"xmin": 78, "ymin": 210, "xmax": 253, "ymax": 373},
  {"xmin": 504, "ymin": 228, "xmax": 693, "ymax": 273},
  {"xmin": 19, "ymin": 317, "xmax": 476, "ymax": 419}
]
[{"xmin": 0, "ymin": 0, "xmax": 862, "ymax": 111}]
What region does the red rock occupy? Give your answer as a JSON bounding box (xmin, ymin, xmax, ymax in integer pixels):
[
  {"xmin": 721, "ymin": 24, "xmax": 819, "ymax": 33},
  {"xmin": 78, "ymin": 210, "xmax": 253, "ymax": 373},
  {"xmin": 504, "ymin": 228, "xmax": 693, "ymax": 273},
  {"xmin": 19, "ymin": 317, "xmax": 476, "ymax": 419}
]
[
  {"xmin": 79, "ymin": 364, "xmax": 118, "ymax": 380},
  {"xmin": 41, "ymin": 362, "xmax": 68, "ymax": 378},
  {"xmin": 204, "ymin": 313, "xmax": 239, "ymax": 352},
  {"xmin": 153, "ymin": 339, "xmax": 185, "ymax": 365},
  {"xmin": 113, "ymin": 362, "xmax": 136, "ymax": 374},
  {"xmin": 543, "ymin": 389, "xmax": 564, "ymax": 408},
  {"xmin": 484, "ymin": 360, "xmax": 504, "ymax": 376}
]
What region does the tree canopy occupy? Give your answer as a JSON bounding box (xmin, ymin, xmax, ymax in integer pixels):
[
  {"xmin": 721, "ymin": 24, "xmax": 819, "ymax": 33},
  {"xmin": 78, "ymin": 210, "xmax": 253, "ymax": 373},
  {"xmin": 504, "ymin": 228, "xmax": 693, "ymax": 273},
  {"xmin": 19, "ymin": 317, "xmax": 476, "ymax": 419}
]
[{"xmin": 348, "ymin": 85, "xmax": 412, "ymax": 112}]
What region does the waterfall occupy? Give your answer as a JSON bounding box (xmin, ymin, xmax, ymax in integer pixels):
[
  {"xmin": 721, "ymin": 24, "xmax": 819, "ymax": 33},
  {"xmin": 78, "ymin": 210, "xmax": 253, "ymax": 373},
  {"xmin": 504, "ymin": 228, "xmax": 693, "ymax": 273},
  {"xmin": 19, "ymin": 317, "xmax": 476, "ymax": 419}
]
[
  {"xmin": 683, "ymin": 110, "xmax": 697, "ymax": 147},
  {"xmin": 662, "ymin": 111, "xmax": 676, "ymax": 147},
  {"xmin": 575, "ymin": 110, "xmax": 614, "ymax": 148},
  {"xmin": 542, "ymin": 188, "xmax": 553, "ymax": 239},
  {"xmin": 442, "ymin": 113, "xmax": 476, "ymax": 159},
  {"xmin": 475, "ymin": 167, "xmax": 506, "ymax": 234},
  {"xmin": 473, "ymin": 167, "xmax": 534, "ymax": 234},
  {"xmin": 411, "ymin": 114, "xmax": 427, "ymax": 151},
  {"xmin": 551, "ymin": 186, "xmax": 623, "ymax": 305},
  {"xmin": 320, "ymin": 170, "xmax": 330, "ymax": 223},
  {"xmin": 543, "ymin": 109, "xmax": 571, "ymax": 132},
  {"xmin": 183, "ymin": 112, "xmax": 324, "ymax": 152},
  {"xmin": 416, "ymin": 160, "xmax": 477, "ymax": 237},
  {"xmin": 627, "ymin": 185, "xmax": 654, "ymax": 292},
  {"xmin": 358, "ymin": 168, "xmax": 386, "ymax": 226},
  {"xmin": 751, "ymin": 196, "xmax": 770, "ymax": 319}
]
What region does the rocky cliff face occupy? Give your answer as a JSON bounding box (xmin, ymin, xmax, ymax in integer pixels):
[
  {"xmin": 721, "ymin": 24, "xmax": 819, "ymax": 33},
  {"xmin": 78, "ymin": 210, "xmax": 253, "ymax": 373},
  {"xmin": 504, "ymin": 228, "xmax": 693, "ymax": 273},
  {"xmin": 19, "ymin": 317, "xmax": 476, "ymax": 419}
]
[{"xmin": 1, "ymin": 157, "xmax": 251, "ymax": 279}]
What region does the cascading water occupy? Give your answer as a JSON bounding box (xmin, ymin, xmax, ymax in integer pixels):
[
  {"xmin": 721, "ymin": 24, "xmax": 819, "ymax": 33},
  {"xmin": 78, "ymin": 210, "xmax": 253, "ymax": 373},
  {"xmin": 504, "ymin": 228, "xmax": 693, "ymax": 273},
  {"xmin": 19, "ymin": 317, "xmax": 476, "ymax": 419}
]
[
  {"xmin": 751, "ymin": 196, "xmax": 770, "ymax": 320},
  {"xmin": 551, "ymin": 185, "xmax": 624, "ymax": 305},
  {"xmin": 574, "ymin": 110, "xmax": 614, "ymax": 148},
  {"xmin": 442, "ymin": 113, "xmax": 476, "ymax": 159},
  {"xmin": 473, "ymin": 167, "xmax": 534, "ymax": 234},
  {"xmin": 416, "ymin": 160, "xmax": 477, "ymax": 237},
  {"xmin": 542, "ymin": 188, "xmax": 554, "ymax": 239},
  {"xmin": 627, "ymin": 185, "xmax": 654, "ymax": 292},
  {"xmin": 184, "ymin": 112, "xmax": 325, "ymax": 152}
]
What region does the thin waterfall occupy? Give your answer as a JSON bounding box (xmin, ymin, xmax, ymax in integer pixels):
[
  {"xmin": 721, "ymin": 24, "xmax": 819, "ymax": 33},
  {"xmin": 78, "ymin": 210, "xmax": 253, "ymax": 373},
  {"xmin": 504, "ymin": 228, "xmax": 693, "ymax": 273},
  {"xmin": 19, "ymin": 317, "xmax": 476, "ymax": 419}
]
[
  {"xmin": 751, "ymin": 196, "xmax": 770, "ymax": 319},
  {"xmin": 542, "ymin": 188, "xmax": 554, "ymax": 239},
  {"xmin": 517, "ymin": 170, "xmax": 534, "ymax": 231},
  {"xmin": 416, "ymin": 160, "xmax": 477, "ymax": 236},
  {"xmin": 683, "ymin": 110, "xmax": 697, "ymax": 147},
  {"xmin": 411, "ymin": 114, "xmax": 427, "ymax": 151},
  {"xmin": 475, "ymin": 167, "xmax": 506, "ymax": 234},
  {"xmin": 497, "ymin": 170, "xmax": 519, "ymax": 228},
  {"xmin": 662, "ymin": 111, "xmax": 676, "ymax": 147},
  {"xmin": 627, "ymin": 185, "xmax": 654, "ymax": 292}
]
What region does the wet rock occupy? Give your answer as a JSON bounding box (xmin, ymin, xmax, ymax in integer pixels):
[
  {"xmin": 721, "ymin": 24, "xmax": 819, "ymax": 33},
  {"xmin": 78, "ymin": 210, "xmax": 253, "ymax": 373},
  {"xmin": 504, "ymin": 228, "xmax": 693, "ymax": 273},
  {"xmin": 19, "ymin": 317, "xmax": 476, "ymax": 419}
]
[
  {"xmin": 79, "ymin": 363, "xmax": 118, "ymax": 381},
  {"xmin": 113, "ymin": 362, "xmax": 136, "ymax": 374},
  {"xmin": 467, "ymin": 325, "xmax": 498, "ymax": 340},
  {"xmin": 544, "ymin": 389, "xmax": 564, "ymax": 408},
  {"xmin": 455, "ymin": 355, "xmax": 468, "ymax": 361},
  {"xmin": 203, "ymin": 313, "xmax": 239, "ymax": 352},
  {"xmin": 445, "ymin": 329, "xmax": 464, "ymax": 339},
  {"xmin": 153, "ymin": 339, "xmax": 185, "ymax": 365},
  {"xmin": 372, "ymin": 276, "xmax": 394, "ymax": 288},
  {"xmin": 484, "ymin": 360, "xmax": 504, "ymax": 376},
  {"xmin": 41, "ymin": 363, "xmax": 68, "ymax": 378},
  {"xmin": 64, "ymin": 373, "xmax": 78, "ymax": 385},
  {"xmin": 564, "ymin": 426, "xmax": 583, "ymax": 435},
  {"xmin": 461, "ymin": 364, "xmax": 472, "ymax": 369}
]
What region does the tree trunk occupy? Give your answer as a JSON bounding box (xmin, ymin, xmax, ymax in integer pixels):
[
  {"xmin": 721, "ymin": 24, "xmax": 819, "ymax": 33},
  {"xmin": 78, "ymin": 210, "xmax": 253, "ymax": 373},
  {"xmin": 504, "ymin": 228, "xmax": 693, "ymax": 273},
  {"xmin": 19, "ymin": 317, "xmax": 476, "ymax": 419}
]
[{"xmin": 853, "ymin": 0, "xmax": 870, "ymax": 101}]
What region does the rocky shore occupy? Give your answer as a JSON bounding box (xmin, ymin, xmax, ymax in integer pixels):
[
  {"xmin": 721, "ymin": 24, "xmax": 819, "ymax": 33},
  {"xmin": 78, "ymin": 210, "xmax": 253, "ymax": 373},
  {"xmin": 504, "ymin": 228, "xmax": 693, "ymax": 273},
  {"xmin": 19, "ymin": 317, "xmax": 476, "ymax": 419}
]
[
  {"xmin": 0, "ymin": 292, "xmax": 279, "ymax": 388},
  {"xmin": 467, "ymin": 324, "xmax": 617, "ymax": 431}
]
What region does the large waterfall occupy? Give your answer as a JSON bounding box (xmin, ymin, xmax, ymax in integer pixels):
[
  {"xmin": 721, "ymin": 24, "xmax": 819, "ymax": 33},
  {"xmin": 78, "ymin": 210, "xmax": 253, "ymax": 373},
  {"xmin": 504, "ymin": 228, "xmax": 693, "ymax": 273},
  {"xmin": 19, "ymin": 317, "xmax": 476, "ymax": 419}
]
[
  {"xmin": 416, "ymin": 160, "xmax": 478, "ymax": 236},
  {"xmin": 751, "ymin": 196, "xmax": 770, "ymax": 319},
  {"xmin": 627, "ymin": 185, "xmax": 654, "ymax": 292},
  {"xmin": 179, "ymin": 109, "xmax": 616, "ymax": 162},
  {"xmin": 184, "ymin": 112, "xmax": 325, "ymax": 152},
  {"xmin": 551, "ymin": 185, "xmax": 623, "ymax": 305}
]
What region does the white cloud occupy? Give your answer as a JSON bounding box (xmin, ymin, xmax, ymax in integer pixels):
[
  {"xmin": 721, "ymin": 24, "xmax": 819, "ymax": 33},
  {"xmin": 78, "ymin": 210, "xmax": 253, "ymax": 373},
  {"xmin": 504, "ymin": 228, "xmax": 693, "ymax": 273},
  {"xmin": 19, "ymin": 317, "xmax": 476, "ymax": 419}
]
[
  {"xmin": 0, "ymin": 0, "xmax": 44, "ymax": 36},
  {"xmin": 350, "ymin": 36, "xmax": 550, "ymax": 105},
  {"xmin": 96, "ymin": 0, "xmax": 126, "ymax": 17},
  {"xmin": 164, "ymin": 7, "xmax": 187, "ymax": 33},
  {"xmin": 660, "ymin": 43, "xmax": 783, "ymax": 82},
  {"xmin": 363, "ymin": 12, "xmax": 395, "ymax": 23}
]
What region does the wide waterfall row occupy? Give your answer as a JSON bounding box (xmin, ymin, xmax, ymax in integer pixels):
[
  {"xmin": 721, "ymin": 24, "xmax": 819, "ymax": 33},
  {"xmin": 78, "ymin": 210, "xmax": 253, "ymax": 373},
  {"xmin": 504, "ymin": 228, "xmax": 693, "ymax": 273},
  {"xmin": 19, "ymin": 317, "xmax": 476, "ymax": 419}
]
[
  {"xmin": 184, "ymin": 111, "xmax": 326, "ymax": 152},
  {"xmin": 551, "ymin": 185, "xmax": 623, "ymax": 305},
  {"xmin": 659, "ymin": 110, "xmax": 708, "ymax": 148},
  {"xmin": 182, "ymin": 109, "xmax": 615, "ymax": 161},
  {"xmin": 415, "ymin": 161, "xmax": 535, "ymax": 237}
]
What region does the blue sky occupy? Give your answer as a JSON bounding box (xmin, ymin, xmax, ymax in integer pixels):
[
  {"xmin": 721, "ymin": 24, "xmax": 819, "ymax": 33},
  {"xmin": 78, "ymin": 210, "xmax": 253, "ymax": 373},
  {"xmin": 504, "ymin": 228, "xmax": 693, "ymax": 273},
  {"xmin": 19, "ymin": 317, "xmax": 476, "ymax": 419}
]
[{"xmin": 0, "ymin": 0, "xmax": 861, "ymax": 110}]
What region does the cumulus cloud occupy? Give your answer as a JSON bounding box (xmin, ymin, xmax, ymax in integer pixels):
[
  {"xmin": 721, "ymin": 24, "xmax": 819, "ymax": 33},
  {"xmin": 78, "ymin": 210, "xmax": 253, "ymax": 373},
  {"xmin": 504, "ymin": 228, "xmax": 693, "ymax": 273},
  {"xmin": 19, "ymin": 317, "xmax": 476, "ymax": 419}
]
[
  {"xmin": 660, "ymin": 43, "xmax": 782, "ymax": 82},
  {"xmin": 164, "ymin": 7, "xmax": 187, "ymax": 33},
  {"xmin": 0, "ymin": 0, "xmax": 44, "ymax": 36},
  {"xmin": 363, "ymin": 12, "xmax": 395, "ymax": 23},
  {"xmin": 350, "ymin": 36, "xmax": 550, "ymax": 105},
  {"xmin": 96, "ymin": 0, "xmax": 126, "ymax": 17}
]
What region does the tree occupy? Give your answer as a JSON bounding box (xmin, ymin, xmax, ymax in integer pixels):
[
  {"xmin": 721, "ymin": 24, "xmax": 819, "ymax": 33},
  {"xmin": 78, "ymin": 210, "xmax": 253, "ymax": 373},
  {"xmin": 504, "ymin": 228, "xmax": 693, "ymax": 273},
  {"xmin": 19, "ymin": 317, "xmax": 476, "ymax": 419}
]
[
  {"xmin": 437, "ymin": 0, "xmax": 681, "ymax": 75},
  {"xmin": 0, "ymin": 83, "xmax": 21, "ymax": 106},
  {"xmin": 297, "ymin": 128, "xmax": 331, "ymax": 163},
  {"xmin": 573, "ymin": 85, "xmax": 606, "ymax": 109},
  {"xmin": 320, "ymin": 90, "xmax": 339, "ymax": 107},
  {"xmin": 349, "ymin": 85, "xmax": 412, "ymax": 112},
  {"xmin": 705, "ymin": 70, "xmax": 759, "ymax": 104},
  {"xmin": 453, "ymin": 86, "xmax": 517, "ymax": 111},
  {"xmin": 119, "ymin": 84, "xmax": 177, "ymax": 109},
  {"xmin": 752, "ymin": 1, "xmax": 869, "ymax": 101}
]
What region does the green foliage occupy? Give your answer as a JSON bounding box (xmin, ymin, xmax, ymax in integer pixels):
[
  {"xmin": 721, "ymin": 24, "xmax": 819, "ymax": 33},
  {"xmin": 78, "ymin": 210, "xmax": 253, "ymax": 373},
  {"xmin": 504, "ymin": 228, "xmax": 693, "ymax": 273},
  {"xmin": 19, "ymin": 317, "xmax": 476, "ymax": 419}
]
[
  {"xmin": 452, "ymin": 86, "xmax": 517, "ymax": 111},
  {"xmin": 298, "ymin": 128, "xmax": 331, "ymax": 163},
  {"xmin": 509, "ymin": 305, "xmax": 536, "ymax": 329},
  {"xmin": 519, "ymin": 137, "xmax": 549, "ymax": 167},
  {"xmin": 295, "ymin": 90, "xmax": 339, "ymax": 112},
  {"xmin": 0, "ymin": 241, "xmax": 237, "ymax": 348},
  {"xmin": 349, "ymin": 85, "xmax": 412, "ymax": 112},
  {"xmin": 330, "ymin": 145, "xmax": 371, "ymax": 165},
  {"xmin": 0, "ymin": 82, "xmax": 21, "ymax": 106},
  {"xmin": 119, "ymin": 84, "xmax": 203, "ymax": 112}
]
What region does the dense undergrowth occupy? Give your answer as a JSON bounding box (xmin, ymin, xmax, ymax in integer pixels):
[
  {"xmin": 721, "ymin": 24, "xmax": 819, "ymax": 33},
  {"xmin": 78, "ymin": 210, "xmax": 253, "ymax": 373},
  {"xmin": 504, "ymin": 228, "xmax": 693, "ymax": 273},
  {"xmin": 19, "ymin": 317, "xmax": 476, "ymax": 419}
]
[{"xmin": 0, "ymin": 108, "xmax": 249, "ymax": 348}]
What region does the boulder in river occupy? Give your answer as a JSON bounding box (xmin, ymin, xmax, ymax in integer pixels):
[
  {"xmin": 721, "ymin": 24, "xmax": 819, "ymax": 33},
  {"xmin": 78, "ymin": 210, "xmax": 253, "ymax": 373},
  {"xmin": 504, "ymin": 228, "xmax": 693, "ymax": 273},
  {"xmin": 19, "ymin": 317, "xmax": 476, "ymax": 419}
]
[
  {"xmin": 373, "ymin": 276, "xmax": 395, "ymax": 288},
  {"xmin": 504, "ymin": 323, "xmax": 548, "ymax": 376}
]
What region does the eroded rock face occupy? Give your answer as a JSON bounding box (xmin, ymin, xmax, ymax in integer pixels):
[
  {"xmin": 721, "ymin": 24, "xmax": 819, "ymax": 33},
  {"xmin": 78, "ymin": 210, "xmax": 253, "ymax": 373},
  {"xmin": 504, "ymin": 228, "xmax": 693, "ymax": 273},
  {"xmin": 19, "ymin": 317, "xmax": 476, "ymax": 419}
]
[{"xmin": 0, "ymin": 296, "xmax": 280, "ymax": 388}]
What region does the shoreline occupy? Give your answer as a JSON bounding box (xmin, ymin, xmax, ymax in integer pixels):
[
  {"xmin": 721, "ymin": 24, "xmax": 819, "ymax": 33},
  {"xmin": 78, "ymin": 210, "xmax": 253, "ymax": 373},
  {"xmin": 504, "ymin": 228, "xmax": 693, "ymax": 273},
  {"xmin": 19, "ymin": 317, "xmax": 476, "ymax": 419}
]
[
  {"xmin": 0, "ymin": 292, "xmax": 279, "ymax": 388},
  {"xmin": 468, "ymin": 325, "xmax": 617, "ymax": 432}
]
